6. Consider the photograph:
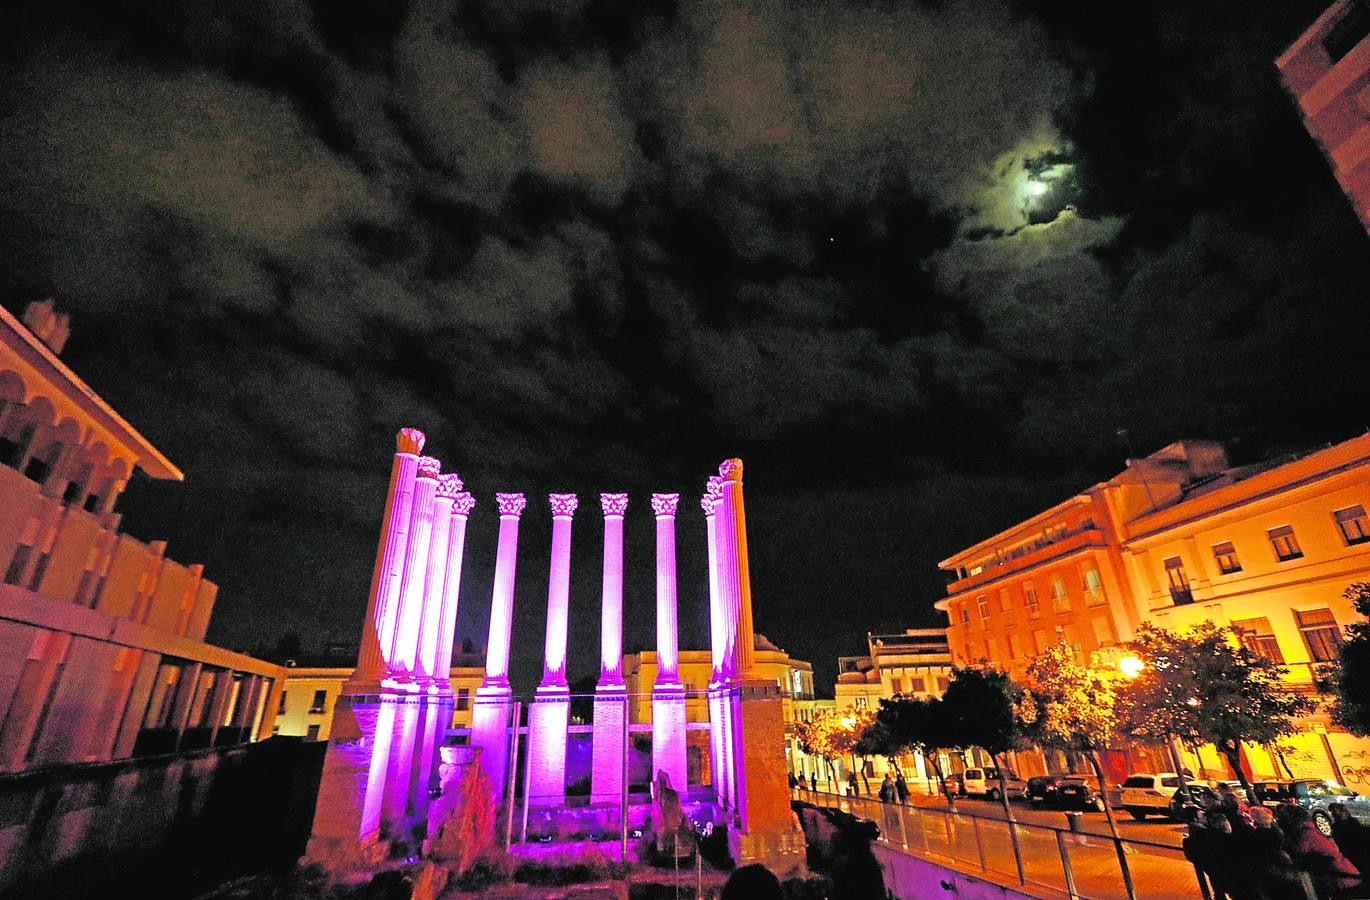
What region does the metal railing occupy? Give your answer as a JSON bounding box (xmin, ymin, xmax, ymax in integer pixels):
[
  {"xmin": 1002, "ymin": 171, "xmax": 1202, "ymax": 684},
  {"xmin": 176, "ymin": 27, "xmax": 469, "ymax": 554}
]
[{"xmin": 798, "ymin": 788, "xmax": 1209, "ymax": 900}]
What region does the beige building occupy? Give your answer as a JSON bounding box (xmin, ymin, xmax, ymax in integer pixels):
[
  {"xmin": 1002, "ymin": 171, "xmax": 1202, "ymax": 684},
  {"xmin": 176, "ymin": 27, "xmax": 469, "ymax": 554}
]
[
  {"xmin": 1278, "ymin": 0, "xmax": 1370, "ymax": 234},
  {"xmin": 0, "ymin": 301, "xmax": 282, "ymax": 770},
  {"xmin": 274, "ymin": 652, "xmax": 486, "ymax": 742},
  {"xmin": 937, "ymin": 435, "xmax": 1370, "ymax": 784}
]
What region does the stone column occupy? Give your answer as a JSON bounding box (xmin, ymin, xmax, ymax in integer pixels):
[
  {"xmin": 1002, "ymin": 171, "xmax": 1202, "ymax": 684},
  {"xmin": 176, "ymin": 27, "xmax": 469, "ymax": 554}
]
[
  {"xmin": 349, "ymin": 427, "xmax": 424, "ymax": 694},
  {"xmin": 470, "ymin": 492, "xmax": 526, "ymax": 801},
  {"xmin": 432, "ymin": 492, "xmax": 476, "ymax": 691},
  {"xmin": 389, "ymin": 456, "xmax": 441, "ymax": 685},
  {"xmin": 527, "ymin": 493, "xmax": 577, "ymax": 808},
  {"xmin": 702, "ymin": 481, "xmax": 732, "ymax": 809},
  {"xmin": 591, "ymin": 492, "xmax": 629, "ymax": 805},
  {"xmin": 651, "ymin": 494, "xmax": 687, "ymax": 796},
  {"xmin": 719, "ymin": 459, "xmax": 757, "ymax": 677},
  {"xmin": 416, "ymin": 474, "xmax": 462, "ymax": 687}
]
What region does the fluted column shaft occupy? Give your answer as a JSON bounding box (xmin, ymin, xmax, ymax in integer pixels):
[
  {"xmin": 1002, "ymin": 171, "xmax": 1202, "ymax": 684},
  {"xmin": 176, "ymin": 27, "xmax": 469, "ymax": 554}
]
[
  {"xmin": 351, "ymin": 427, "xmax": 424, "ymax": 691},
  {"xmin": 598, "ymin": 493, "xmax": 628, "ymax": 686},
  {"xmin": 390, "ymin": 457, "xmax": 440, "ymax": 680},
  {"xmin": 416, "ymin": 474, "xmax": 462, "ymax": 686},
  {"xmin": 702, "ymin": 483, "xmax": 725, "ymax": 683},
  {"xmin": 483, "ymin": 493, "xmax": 526, "ymax": 688},
  {"xmin": 541, "ymin": 494, "xmax": 578, "ymax": 686},
  {"xmin": 433, "ymin": 493, "xmax": 475, "ymax": 688},
  {"xmin": 652, "ymin": 494, "xmax": 681, "ymax": 685},
  {"xmin": 720, "ymin": 459, "xmax": 757, "ymax": 677}
]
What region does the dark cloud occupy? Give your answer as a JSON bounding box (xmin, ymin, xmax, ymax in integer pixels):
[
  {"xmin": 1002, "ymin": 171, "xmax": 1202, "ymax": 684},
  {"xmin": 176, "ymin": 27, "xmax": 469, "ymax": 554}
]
[{"xmin": 1, "ymin": 0, "xmax": 1368, "ymax": 693}]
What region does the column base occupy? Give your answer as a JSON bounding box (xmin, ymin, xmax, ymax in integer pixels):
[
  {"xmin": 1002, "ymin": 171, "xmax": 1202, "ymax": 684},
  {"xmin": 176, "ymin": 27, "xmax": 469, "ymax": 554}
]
[
  {"xmin": 526, "ymin": 684, "xmax": 570, "ymax": 809},
  {"xmin": 730, "ymin": 676, "xmax": 805, "ymax": 875},
  {"xmin": 591, "ymin": 686, "xmax": 628, "ymax": 805},
  {"xmin": 470, "ymin": 684, "xmax": 516, "ymax": 801},
  {"xmin": 652, "ymin": 683, "xmax": 688, "ymax": 797}
]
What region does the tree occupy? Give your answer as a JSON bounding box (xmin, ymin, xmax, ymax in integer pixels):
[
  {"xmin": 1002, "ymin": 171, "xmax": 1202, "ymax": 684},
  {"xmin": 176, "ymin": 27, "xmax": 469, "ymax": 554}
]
[
  {"xmin": 1025, "ymin": 643, "xmax": 1133, "ymax": 895},
  {"xmin": 1320, "ymin": 582, "xmax": 1370, "ymax": 737},
  {"xmin": 942, "ymin": 667, "xmax": 1032, "ymax": 883},
  {"xmin": 866, "ymin": 695, "xmax": 965, "ymax": 811},
  {"xmin": 798, "ymin": 707, "xmax": 874, "ymax": 789},
  {"xmin": 1116, "ymin": 621, "xmax": 1315, "ymax": 803}
]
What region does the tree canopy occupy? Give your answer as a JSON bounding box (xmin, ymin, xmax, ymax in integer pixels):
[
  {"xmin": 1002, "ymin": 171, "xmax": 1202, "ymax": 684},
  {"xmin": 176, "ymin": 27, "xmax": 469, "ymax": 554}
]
[{"xmin": 1321, "ymin": 583, "xmax": 1370, "ymax": 737}]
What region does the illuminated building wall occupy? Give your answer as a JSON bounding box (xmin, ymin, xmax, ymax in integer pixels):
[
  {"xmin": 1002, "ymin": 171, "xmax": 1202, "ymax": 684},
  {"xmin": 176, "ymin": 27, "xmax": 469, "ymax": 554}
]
[
  {"xmin": 0, "ymin": 301, "xmax": 282, "ymax": 771},
  {"xmin": 1278, "ymin": 0, "xmax": 1370, "ymax": 235},
  {"xmin": 937, "ymin": 434, "xmax": 1370, "ymax": 783},
  {"xmin": 274, "ymin": 662, "xmax": 485, "ymax": 742}
]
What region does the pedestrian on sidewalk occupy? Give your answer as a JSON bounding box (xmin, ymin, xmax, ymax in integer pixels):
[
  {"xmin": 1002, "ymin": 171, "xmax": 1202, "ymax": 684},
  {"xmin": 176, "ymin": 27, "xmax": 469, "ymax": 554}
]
[
  {"xmin": 878, "ymin": 774, "xmax": 896, "ymax": 803},
  {"xmin": 847, "ymin": 772, "xmax": 860, "ymax": 797},
  {"xmin": 895, "ymin": 772, "xmax": 910, "ymax": 804},
  {"xmin": 1330, "ymin": 803, "xmax": 1370, "ymax": 882}
]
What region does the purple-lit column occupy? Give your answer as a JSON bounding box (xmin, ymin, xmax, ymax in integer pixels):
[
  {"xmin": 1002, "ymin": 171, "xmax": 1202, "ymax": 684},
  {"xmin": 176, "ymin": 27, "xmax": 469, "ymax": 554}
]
[
  {"xmin": 651, "ymin": 493, "xmax": 688, "ymax": 796},
  {"xmin": 527, "ymin": 493, "xmax": 577, "ymax": 808},
  {"xmin": 702, "ymin": 480, "xmax": 732, "ymax": 808},
  {"xmin": 388, "ymin": 456, "xmax": 441, "ymax": 686},
  {"xmin": 719, "ymin": 459, "xmax": 757, "ymax": 677},
  {"xmin": 432, "ymin": 492, "xmax": 475, "ymax": 691},
  {"xmin": 348, "ymin": 428, "xmax": 424, "ymax": 694},
  {"xmin": 416, "ymin": 473, "xmax": 462, "ymax": 687},
  {"xmin": 591, "ymin": 492, "xmax": 628, "ymax": 805},
  {"xmin": 470, "ymin": 492, "xmax": 526, "ymax": 801}
]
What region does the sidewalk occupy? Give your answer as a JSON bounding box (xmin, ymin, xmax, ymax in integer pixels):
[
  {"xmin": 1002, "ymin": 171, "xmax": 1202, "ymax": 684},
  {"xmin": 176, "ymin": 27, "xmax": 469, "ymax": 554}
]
[{"xmin": 798, "ymin": 788, "xmax": 1205, "ymax": 900}]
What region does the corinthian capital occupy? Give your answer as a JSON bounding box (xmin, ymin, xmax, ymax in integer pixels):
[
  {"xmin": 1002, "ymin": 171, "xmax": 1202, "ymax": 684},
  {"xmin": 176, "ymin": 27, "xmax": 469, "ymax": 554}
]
[
  {"xmin": 451, "ymin": 492, "xmax": 476, "ymax": 516},
  {"xmin": 719, "ymin": 458, "xmax": 744, "ymax": 481},
  {"xmin": 651, "ymin": 493, "xmax": 679, "ymax": 517},
  {"xmin": 396, "ymin": 427, "xmax": 426, "ymax": 455},
  {"xmin": 417, "ymin": 456, "xmax": 442, "ymax": 478},
  {"xmin": 436, "ymin": 473, "xmax": 465, "ymax": 498},
  {"xmin": 549, "ymin": 493, "xmax": 579, "ymax": 518},
  {"xmin": 701, "ymin": 477, "xmax": 724, "ymax": 515},
  {"xmin": 600, "ymin": 493, "xmax": 629, "ymax": 517},
  {"xmin": 496, "ymin": 492, "xmax": 527, "ymax": 517}
]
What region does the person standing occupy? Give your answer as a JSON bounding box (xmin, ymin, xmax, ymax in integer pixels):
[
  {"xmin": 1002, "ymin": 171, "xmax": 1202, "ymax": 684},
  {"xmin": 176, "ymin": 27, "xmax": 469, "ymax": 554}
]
[
  {"xmin": 878, "ymin": 774, "xmax": 896, "ymax": 803},
  {"xmin": 1330, "ymin": 803, "xmax": 1370, "ymax": 881},
  {"xmin": 895, "ymin": 772, "xmax": 910, "ymax": 804},
  {"xmin": 847, "ymin": 771, "xmax": 860, "ymax": 797}
]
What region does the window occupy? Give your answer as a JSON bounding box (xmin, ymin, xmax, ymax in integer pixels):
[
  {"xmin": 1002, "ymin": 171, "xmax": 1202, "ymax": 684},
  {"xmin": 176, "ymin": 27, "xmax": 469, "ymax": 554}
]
[
  {"xmin": 1335, "ymin": 506, "xmax": 1370, "ymax": 546},
  {"xmin": 891, "ymin": 676, "xmax": 905, "ymax": 694},
  {"xmin": 277, "ymin": 691, "xmax": 288, "ymax": 716},
  {"xmin": 1092, "ymin": 617, "xmax": 1114, "ymax": 647},
  {"xmin": 987, "ymin": 638, "xmax": 1001, "ymax": 661},
  {"xmin": 935, "ymin": 676, "xmax": 950, "ymax": 694},
  {"xmin": 1033, "ymin": 630, "xmax": 1048, "ymax": 653},
  {"xmin": 1164, "ymin": 557, "xmax": 1193, "ymax": 605},
  {"xmin": 854, "ymin": 695, "xmax": 868, "ymax": 709},
  {"xmin": 1008, "ymin": 634, "xmax": 1024, "ymax": 659},
  {"xmin": 999, "ymin": 589, "xmax": 1012, "ymax": 612},
  {"xmin": 959, "ymin": 606, "xmax": 970, "ymax": 625},
  {"xmin": 308, "ymin": 689, "xmax": 328, "ymax": 714},
  {"xmin": 1083, "ymin": 567, "xmax": 1105, "ymax": 606},
  {"xmin": 456, "ymin": 688, "xmax": 471, "ymax": 711},
  {"xmin": 1050, "ymin": 576, "xmax": 1070, "ymax": 614},
  {"xmin": 977, "ymin": 594, "xmax": 991, "ymax": 626},
  {"xmin": 1024, "ymin": 583, "xmax": 1040, "ymax": 618},
  {"xmin": 1295, "ymin": 608, "xmax": 1344, "ymax": 662},
  {"xmin": 1231, "ymin": 617, "xmax": 1284, "ymax": 663},
  {"xmin": 1213, "ymin": 541, "xmax": 1242, "ymax": 575},
  {"xmin": 306, "ymin": 724, "xmax": 321, "ymax": 742},
  {"xmin": 1268, "ymin": 525, "xmax": 1303, "ymax": 562}
]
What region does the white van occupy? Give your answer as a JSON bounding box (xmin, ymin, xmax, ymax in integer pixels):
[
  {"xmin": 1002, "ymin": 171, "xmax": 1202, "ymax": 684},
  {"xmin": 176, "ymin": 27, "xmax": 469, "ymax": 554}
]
[
  {"xmin": 962, "ymin": 766, "xmax": 1027, "ymax": 800},
  {"xmin": 1119, "ymin": 773, "xmax": 1184, "ymax": 819}
]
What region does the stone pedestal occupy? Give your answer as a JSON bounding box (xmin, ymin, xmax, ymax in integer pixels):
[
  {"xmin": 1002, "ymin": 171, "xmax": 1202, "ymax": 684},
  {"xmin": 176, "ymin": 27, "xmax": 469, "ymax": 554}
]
[
  {"xmin": 525, "ymin": 686, "xmax": 570, "ymax": 808},
  {"xmin": 304, "ymin": 697, "xmax": 391, "ymax": 872},
  {"xmin": 591, "ymin": 689, "xmax": 627, "ymax": 805},
  {"xmin": 651, "ymin": 684, "xmax": 688, "ymax": 796},
  {"xmin": 728, "ymin": 679, "xmax": 807, "ymax": 877},
  {"xmin": 470, "ymin": 685, "xmax": 515, "ymax": 801}
]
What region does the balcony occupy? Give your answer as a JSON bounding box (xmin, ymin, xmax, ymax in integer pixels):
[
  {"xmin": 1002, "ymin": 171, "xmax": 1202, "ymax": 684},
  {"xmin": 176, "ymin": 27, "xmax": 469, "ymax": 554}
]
[{"xmin": 945, "ymin": 528, "xmax": 1106, "ymax": 596}]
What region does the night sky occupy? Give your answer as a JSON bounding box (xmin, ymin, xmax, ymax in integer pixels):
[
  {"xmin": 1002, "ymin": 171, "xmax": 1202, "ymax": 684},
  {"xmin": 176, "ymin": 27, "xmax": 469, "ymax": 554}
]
[{"xmin": 2, "ymin": 0, "xmax": 1368, "ymax": 695}]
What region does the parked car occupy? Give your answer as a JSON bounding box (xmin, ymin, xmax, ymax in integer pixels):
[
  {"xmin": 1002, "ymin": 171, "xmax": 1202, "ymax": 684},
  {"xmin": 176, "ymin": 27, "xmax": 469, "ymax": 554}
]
[
  {"xmin": 1027, "ymin": 775, "xmax": 1066, "ymax": 807},
  {"xmin": 1120, "ymin": 773, "xmax": 1184, "ymax": 819},
  {"xmin": 1253, "ymin": 779, "xmax": 1370, "ymax": 836},
  {"xmin": 963, "ymin": 766, "xmax": 1027, "ymax": 801},
  {"xmin": 1044, "ymin": 775, "xmax": 1107, "ymax": 812},
  {"xmin": 944, "ymin": 773, "xmax": 966, "ymax": 797}
]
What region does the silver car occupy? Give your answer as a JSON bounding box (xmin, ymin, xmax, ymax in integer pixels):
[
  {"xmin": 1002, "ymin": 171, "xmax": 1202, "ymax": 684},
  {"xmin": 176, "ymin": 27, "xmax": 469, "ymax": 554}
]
[{"xmin": 1252, "ymin": 779, "xmax": 1370, "ymax": 836}]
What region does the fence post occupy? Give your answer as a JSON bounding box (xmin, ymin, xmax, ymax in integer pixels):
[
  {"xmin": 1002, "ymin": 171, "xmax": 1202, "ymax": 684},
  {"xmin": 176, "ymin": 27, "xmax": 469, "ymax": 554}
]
[
  {"xmin": 1056, "ymin": 829, "xmax": 1080, "ymax": 900},
  {"xmin": 1114, "ymin": 836, "xmax": 1137, "ymax": 900}
]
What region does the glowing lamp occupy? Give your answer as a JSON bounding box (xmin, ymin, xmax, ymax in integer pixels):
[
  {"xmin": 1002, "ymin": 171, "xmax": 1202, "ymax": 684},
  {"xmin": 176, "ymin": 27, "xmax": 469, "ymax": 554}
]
[
  {"xmin": 1026, "ymin": 180, "xmax": 1049, "ymax": 197},
  {"xmin": 1119, "ymin": 655, "xmax": 1145, "ymax": 679},
  {"xmin": 840, "ymin": 716, "xmax": 856, "ymax": 729}
]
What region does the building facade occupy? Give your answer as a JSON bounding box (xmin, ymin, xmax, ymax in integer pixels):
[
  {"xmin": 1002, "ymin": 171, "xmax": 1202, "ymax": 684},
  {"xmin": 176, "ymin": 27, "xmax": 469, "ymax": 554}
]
[
  {"xmin": 937, "ymin": 435, "xmax": 1370, "ymax": 784},
  {"xmin": 0, "ymin": 301, "xmax": 283, "ymax": 771},
  {"xmin": 1278, "ymin": 0, "xmax": 1370, "ymax": 234}
]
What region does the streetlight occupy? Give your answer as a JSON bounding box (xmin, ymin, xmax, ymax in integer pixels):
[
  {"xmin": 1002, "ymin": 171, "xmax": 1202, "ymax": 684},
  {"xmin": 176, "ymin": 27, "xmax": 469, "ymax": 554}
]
[
  {"xmin": 1119, "ymin": 654, "xmax": 1145, "ymax": 680},
  {"xmin": 1117, "ymin": 654, "xmax": 1195, "ymax": 801}
]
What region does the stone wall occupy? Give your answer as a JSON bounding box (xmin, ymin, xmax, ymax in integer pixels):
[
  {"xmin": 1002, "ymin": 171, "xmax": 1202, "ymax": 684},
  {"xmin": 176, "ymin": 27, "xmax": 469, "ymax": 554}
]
[{"xmin": 0, "ymin": 736, "xmax": 325, "ymax": 899}]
